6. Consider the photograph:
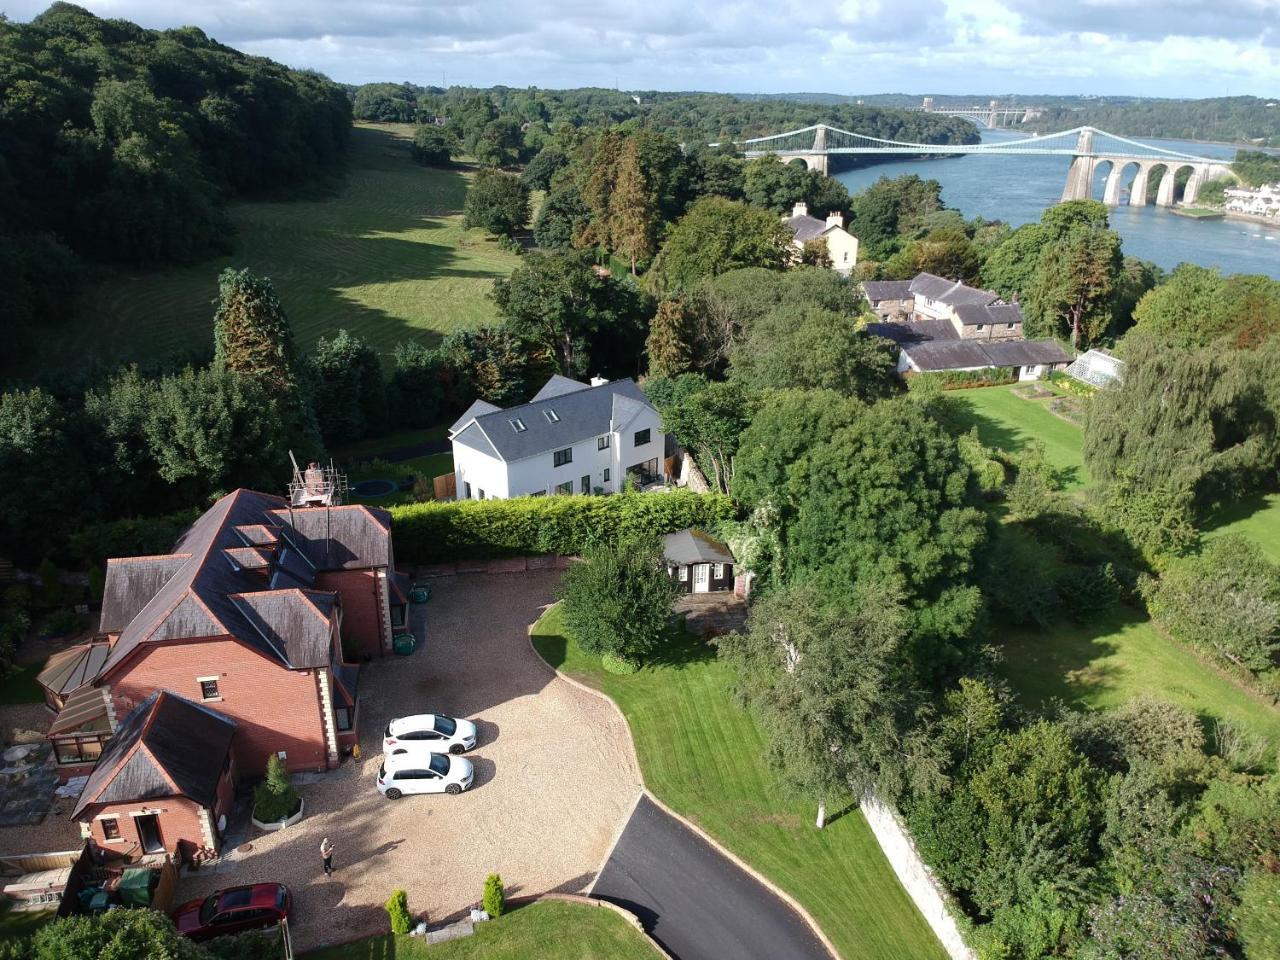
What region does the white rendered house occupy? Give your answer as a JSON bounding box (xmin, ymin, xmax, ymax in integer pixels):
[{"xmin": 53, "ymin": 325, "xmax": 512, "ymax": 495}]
[
  {"xmin": 783, "ymin": 202, "xmax": 860, "ymax": 275},
  {"xmin": 449, "ymin": 375, "xmax": 666, "ymax": 500}
]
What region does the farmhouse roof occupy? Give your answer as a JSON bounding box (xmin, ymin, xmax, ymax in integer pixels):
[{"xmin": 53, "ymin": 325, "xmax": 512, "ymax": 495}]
[
  {"xmin": 72, "ymin": 691, "xmax": 235, "ymax": 818},
  {"xmin": 902, "ymin": 338, "xmax": 1071, "ymax": 372},
  {"xmin": 229, "ymin": 589, "xmax": 337, "ymax": 669},
  {"xmin": 450, "ymin": 376, "xmax": 657, "ymax": 463},
  {"xmin": 909, "ymin": 273, "xmax": 1000, "ymax": 307},
  {"xmin": 662, "ymin": 528, "xmax": 735, "ymax": 566},
  {"xmin": 100, "ymin": 555, "xmax": 190, "ymax": 635},
  {"xmin": 864, "ymin": 318, "xmax": 959, "ymax": 344},
  {"xmin": 861, "ymin": 280, "xmax": 914, "ymax": 302},
  {"xmin": 785, "ymin": 213, "xmax": 830, "ymax": 244},
  {"xmin": 953, "ymin": 302, "xmax": 1025, "ymax": 327}
]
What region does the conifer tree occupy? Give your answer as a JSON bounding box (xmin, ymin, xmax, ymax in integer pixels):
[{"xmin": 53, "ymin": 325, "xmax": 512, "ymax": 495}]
[
  {"xmin": 611, "ymin": 139, "xmax": 657, "ymax": 275},
  {"xmin": 213, "ymin": 268, "xmax": 301, "ymax": 394},
  {"xmin": 645, "ymin": 298, "xmax": 695, "ymax": 379}
]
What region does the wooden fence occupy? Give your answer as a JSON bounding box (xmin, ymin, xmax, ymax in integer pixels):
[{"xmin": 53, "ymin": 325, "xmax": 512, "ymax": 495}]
[{"xmin": 433, "ymin": 472, "xmax": 457, "ymax": 501}]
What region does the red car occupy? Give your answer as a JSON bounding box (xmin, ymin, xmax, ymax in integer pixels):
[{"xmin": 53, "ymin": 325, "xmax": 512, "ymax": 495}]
[{"xmin": 172, "ymin": 883, "xmax": 291, "ymax": 941}]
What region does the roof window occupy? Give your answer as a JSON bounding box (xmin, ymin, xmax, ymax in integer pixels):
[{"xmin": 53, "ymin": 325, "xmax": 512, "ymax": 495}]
[
  {"xmin": 510, "ymin": 418, "xmax": 527, "ymax": 432},
  {"xmin": 544, "ymin": 409, "xmax": 560, "ymax": 423}
]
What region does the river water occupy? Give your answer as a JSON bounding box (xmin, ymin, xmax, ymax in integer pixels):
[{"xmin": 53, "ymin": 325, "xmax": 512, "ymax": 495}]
[{"xmin": 833, "ymin": 129, "xmax": 1280, "ymax": 279}]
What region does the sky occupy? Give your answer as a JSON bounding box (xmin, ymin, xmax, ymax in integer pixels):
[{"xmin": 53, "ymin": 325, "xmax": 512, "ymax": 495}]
[{"xmin": 9, "ymin": 0, "xmax": 1280, "ymax": 97}]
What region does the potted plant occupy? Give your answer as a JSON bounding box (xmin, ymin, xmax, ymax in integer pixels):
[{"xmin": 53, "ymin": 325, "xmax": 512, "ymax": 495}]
[{"xmin": 251, "ymin": 754, "xmax": 304, "ymax": 830}]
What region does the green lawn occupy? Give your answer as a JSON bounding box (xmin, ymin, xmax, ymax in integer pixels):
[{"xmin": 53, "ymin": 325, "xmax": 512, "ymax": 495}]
[
  {"xmin": 1203, "ymin": 491, "xmax": 1280, "ymax": 563},
  {"xmin": 302, "ymin": 901, "xmax": 659, "ymax": 959},
  {"xmin": 531, "ymin": 606, "xmax": 947, "ymax": 960},
  {"xmin": 8, "ymin": 123, "xmax": 520, "ymax": 376},
  {"xmin": 998, "ymin": 607, "xmax": 1280, "ymax": 762},
  {"xmin": 949, "ymin": 384, "xmax": 1090, "ymax": 490},
  {"xmin": 346, "ymin": 453, "xmax": 454, "ymax": 507},
  {"xmin": 0, "ymin": 663, "xmax": 46, "ymax": 706}
]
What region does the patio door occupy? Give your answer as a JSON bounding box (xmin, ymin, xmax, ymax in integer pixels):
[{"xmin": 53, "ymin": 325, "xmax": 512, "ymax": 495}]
[
  {"xmin": 134, "ymin": 814, "xmax": 165, "ymax": 855},
  {"xmin": 693, "ymin": 564, "xmax": 710, "ymax": 594}
]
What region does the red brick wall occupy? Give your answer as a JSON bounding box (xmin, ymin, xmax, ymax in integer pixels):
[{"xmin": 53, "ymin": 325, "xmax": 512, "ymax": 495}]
[
  {"xmin": 315, "ymin": 570, "xmax": 384, "ymax": 658},
  {"xmin": 107, "ymin": 637, "xmax": 330, "ymax": 774},
  {"xmin": 84, "ymin": 798, "xmax": 209, "ymax": 862}
]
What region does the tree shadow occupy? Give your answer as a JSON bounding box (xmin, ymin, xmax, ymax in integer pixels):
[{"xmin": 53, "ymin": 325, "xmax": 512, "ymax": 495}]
[{"xmin": 948, "ymin": 395, "xmax": 1082, "ymax": 489}]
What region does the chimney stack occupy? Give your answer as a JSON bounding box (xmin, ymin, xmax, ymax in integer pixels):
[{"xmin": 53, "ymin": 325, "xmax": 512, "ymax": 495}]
[
  {"xmin": 792, "ymin": 202, "xmax": 808, "ymax": 219},
  {"xmin": 826, "ymin": 212, "xmax": 844, "ymax": 229}
]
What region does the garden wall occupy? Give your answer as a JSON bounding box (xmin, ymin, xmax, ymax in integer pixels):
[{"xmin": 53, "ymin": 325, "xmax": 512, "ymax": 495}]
[
  {"xmin": 860, "ymin": 795, "xmax": 976, "ymax": 960},
  {"xmin": 388, "ymin": 491, "xmax": 735, "ymax": 564}
]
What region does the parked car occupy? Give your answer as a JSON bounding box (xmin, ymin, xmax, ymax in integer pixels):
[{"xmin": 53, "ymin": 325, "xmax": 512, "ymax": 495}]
[
  {"xmin": 377, "ymin": 751, "xmax": 474, "ymax": 798},
  {"xmin": 383, "ymin": 714, "xmax": 477, "ymax": 755},
  {"xmin": 173, "ymin": 883, "xmax": 291, "ymax": 941}
]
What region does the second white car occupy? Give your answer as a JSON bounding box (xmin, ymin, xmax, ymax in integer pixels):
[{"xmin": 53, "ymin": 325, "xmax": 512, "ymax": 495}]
[{"xmin": 377, "ymin": 752, "xmax": 474, "ymax": 798}]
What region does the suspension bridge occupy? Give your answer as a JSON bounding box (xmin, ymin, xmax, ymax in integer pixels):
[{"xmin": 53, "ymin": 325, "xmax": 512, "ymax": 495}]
[{"xmin": 734, "ymin": 125, "xmax": 1234, "ymax": 207}]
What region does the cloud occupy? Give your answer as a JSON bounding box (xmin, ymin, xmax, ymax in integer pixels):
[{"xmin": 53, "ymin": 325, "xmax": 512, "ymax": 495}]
[{"xmin": 7, "ymin": 0, "xmax": 1277, "ymax": 95}]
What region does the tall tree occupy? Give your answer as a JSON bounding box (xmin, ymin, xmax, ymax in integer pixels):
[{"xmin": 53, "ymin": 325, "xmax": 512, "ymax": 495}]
[
  {"xmin": 212, "ymin": 268, "xmax": 301, "ymax": 394},
  {"xmin": 308, "ymin": 330, "xmax": 388, "ymax": 446},
  {"xmin": 645, "ymin": 298, "xmax": 697, "ymax": 379},
  {"xmin": 1026, "ymin": 226, "xmax": 1122, "ymax": 348},
  {"xmin": 611, "ymin": 139, "xmax": 658, "ymax": 275},
  {"xmin": 463, "ymin": 169, "xmax": 530, "ymax": 237},
  {"xmin": 650, "ymin": 197, "xmax": 792, "ymax": 293}
]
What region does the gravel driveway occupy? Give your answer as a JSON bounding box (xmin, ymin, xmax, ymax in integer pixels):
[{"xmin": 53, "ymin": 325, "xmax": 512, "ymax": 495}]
[{"xmin": 181, "ymin": 570, "xmax": 642, "ymax": 952}]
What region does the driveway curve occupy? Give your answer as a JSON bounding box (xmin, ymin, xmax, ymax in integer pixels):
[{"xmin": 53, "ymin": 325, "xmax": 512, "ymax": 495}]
[
  {"xmin": 181, "ymin": 570, "xmax": 642, "ymax": 952},
  {"xmin": 592, "ymin": 796, "xmax": 833, "ymax": 960}
]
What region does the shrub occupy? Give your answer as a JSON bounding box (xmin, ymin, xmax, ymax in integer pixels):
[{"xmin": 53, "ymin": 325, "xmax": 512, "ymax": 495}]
[
  {"xmin": 908, "ymin": 369, "xmax": 1019, "ymax": 390},
  {"xmin": 385, "ymin": 889, "xmax": 412, "ymax": 934},
  {"xmin": 204, "ymin": 928, "xmax": 282, "ymax": 960},
  {"xmin": 388, "ymin": 491, "xmax": 734, "ymax": 564},
  {"xmin": 1055, "ymin": 562, "xmax": 1121, "ymax": 623},
  {"xmin": 45, "ymin": 609, "xmax": 83, "ymax": 637},
  {"xmin": 601, "ymin": 652, "xmax": 639, "ymax": 675},
  {"xmin": 252, "ymin": 754, "xmax": 300, "ymax": 823},
  {"xmin": 482, "ymin": 873, "xmax": 505, "ymax": 918}
]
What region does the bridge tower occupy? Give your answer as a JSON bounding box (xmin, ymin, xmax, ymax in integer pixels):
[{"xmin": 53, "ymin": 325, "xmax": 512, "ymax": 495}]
[
  {"xmin": 988, "ymin": 100, "xmax": 1000, "ymax": 128},
  {"xmin": 805, "ymin": 125, "xmax": 829, "ymax": 175},
  {"xmin": 1060, "ymin": 128, "xmax": 1096, "ymax": 203}
]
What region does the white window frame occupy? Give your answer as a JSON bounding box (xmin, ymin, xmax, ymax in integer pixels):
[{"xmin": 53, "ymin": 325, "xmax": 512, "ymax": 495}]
[
  {"xmin": 197, "ymin": 676, "xmax": 221, "ymax": 702},
  {"xmin": 678, "ymin": 566, "xmax": 688, "ymax": 581},
  {"xmin": 712, "ymin": 563, "xmax": 724, "ymax": 579}
]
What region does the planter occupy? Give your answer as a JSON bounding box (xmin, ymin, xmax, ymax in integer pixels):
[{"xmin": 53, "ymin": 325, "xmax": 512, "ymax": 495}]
[{"xmin": 251, "ymin": 797, "xmax": 304, "ymax": 832}]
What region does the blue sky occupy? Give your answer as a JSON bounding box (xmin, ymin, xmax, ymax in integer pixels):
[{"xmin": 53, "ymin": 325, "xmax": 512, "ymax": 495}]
[{"xmin": 10, "ymin": 0, "xmax": 1279, "ymax": 97}]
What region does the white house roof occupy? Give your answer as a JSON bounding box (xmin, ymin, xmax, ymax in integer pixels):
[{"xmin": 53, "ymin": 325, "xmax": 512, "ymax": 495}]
[{"xmin": 450, "ymin": 376, "xmax": 657, "ymax": 463}]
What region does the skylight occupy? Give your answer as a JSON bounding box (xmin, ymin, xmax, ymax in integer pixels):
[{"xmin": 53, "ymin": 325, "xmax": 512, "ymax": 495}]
[
  {"xmin": 544, "ymin": 408, "xmax": 560, "ymax": 423},
  {"xmin": 510, "ymin": 418, "xmax": 527, "ymax": 432}
]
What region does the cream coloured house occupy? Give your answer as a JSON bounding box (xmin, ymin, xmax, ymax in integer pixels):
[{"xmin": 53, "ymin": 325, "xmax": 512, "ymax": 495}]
[{"xmin": 783, "ymin": 203, "xmax": 859, "ymax": 275}]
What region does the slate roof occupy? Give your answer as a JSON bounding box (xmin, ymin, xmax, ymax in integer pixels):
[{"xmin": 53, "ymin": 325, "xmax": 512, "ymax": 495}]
[
  {"xmin": 785, "ymin": 213, "xmax": 830, "ymax": 243},
  {"xmin": 531, "ymin": 375, "xmax": 590, "ymax": 402},
  {"xmin": 903, "ymin": 338, "xmax": 1072, "ymax": 372},
  {"xmin": 96, "ymin": 490, "xmax": 392, "ymax": 681},
  {"xmin": 953, "ymin": 302, "xmax": 1025, "ymax": 327},
  {"xmin": 37, "ymin": 642, "xmax": 111, "ymax": 698},
  {"xmin": 909, "ymin": 273, "xmax": 1000, "ymax": 308},
  {"xmin": 449, "ymin": 399, "xmax": 501, "ymax": 434},
  {"xmin": 72, "ymin": 691, "xmax": 236, "ymax": 818},
  {"xmin": 663, "ymin": 528, "xmax": 735, "ymax": 566},
  {"xmin": 230, "ymin": 589, "xmax": 336, "ymax": 669},
  {"xmin": 862, "ymin": 280, "xmax": 914, "ymax": 302},
  {"xmin": 864, "ymin": 318, "xmax": 959, "ymax": 345},
  {"xmin": 450, "ymin": 376, "xmax": 657, "ymax": 463}
]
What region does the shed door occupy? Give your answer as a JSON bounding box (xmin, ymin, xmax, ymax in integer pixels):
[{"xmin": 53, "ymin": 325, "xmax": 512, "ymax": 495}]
[
  {"xmin": 693, "ymin": 564, "xmax": 710, "ymax": 593},
  {"xmin": 134, "ymin": 813, "xmax": 165, "ymax": 855}
]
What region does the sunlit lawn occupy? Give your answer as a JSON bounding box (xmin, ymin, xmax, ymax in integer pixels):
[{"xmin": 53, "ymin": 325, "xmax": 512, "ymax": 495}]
[
  {"xmin": 9, "ymin": 124, "xmax": 520, "ymax": 377},
  {"xmin": 998, "ymin": 606, "xmax": 1280, "ymax": 764},
  {"xmin": 531, "ymin": 605, "xmax": 946, "ymax": 960},
  {"xmin": 302, "ymin": 900, "xmax": 659, "ymax": 959},
  {"xmin": 1203, "ymin": 491, "xmax": 1280, "ymax": 563},
  {"xmin": 948, "ymin": 383, "xmax": 1090, "ymax": 490}
]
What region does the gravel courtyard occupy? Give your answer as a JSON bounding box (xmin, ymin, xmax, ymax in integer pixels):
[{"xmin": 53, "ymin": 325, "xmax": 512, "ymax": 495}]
[{"xmin": 180, "ymin": 570, "xmax": 642, "ymax": 952}]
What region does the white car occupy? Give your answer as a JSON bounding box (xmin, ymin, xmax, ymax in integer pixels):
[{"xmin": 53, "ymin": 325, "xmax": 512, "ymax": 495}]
[
  {"xmin": 377, "ymin": 752, "xmax": 474, "ymax": 798},
  {"xmin": 383, "ymin": 714, "xmax": 477, "ymax": 755}
]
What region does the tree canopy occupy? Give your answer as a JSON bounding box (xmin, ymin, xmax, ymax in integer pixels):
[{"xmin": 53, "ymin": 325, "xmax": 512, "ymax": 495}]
[{"xmin": 649, "ymin": 197, "xmax": 792, "ymax": 293}]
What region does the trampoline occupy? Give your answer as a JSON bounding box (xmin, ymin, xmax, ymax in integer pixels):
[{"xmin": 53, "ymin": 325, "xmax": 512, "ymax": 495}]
[{"xmin": 352, "ymin": 479, "xmax": 397, "ymax": 497}]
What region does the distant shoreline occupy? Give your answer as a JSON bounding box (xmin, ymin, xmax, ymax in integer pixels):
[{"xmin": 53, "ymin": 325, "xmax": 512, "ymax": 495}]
[{"xmin": 1221, "ymin": 210, "xmax": 1280, "ymax": 229}]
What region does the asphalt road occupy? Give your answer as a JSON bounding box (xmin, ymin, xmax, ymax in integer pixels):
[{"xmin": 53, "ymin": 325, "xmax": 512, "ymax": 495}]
[{"xmin": 591, "ymin": 795, "xmax": 833, "ymax": 960}]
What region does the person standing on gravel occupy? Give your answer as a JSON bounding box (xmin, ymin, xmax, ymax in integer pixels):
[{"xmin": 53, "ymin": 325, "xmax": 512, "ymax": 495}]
[{"xmin": 320, "ymin": 837, "xmax": 335, "ymax": 877}]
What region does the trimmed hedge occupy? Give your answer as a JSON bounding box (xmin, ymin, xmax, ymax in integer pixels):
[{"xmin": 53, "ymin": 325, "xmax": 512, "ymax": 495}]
[
  {"xmin": 388, "ymin": 491, "xmax": 735, "ymax": 564},
  {"xmin": 913, "ymin": 369, "xmax": 1020, "ymax": 390}
]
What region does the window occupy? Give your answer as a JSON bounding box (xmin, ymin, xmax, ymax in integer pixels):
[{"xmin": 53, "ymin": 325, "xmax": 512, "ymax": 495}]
[
  {"xmin": 976, "ymin": 324, "xmax": 985, "ymax": 332},
  {"xmin": 335, "ymin": 708, "xmax": 352, "ymax": 732},
  {"xmin": 1007, "ymin": 323, "xmax": 1015, "ymax": 330},
  {"xmin": 603, "ymin": 468, "xmax": 610, "ymax": 483},
  {"xmin": 556, "ymin": 481, "xmax": 573, "ymax": 495},
  {"xmin": 597, "ymin": 435, "xmax": 610, "ymax": 450},
  {"xmin": 54, "ymin": 735, "xmax": 105, "ymax": 765},
  {"xmin": 581, "ymin": 475, "xmax": 590, "ymax": 494},
  {"xmin": 463, "ymin": 482, "xmax": 472, "ymax": 499},
  {"xmin": 477, "ymin": 488, "xmax": 485, "ymax": 500},
  {"xmin": 544, "ymin": 409, "xmax": 560, "ymax": 423},
  {"xmin": 634, "ymin": 428, "xmax": 651, "ymax": 447},
  {"xmin": 101, "ymin": 818, "xmax": 121, "ymax": 841},
  {"xmin": 678, "ymin": 566, "xmax": 688, "ymax": 581},
  {"xmin": 198, "ymin": 677, "xmax": 220, "ymax": 701},
  {"xmin": 509, "ymin": 418, "xmax": 527, "ymax": 432},
  {"xmin": 842, "ymin": 251, "xmax": 849, "ymax": 263},
  {"xmin": 553, "ymin": 447, "xmax": 572, "ymax": 467},
  {"xmin": 713, "ymin": 563, "xmax": 724, "ymax": 579}
]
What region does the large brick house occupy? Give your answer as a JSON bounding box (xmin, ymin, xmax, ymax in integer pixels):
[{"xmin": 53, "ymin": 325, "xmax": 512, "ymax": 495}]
[{"xmin": 41, "ymin": 485, "xmax": 410, "ymax": 860}]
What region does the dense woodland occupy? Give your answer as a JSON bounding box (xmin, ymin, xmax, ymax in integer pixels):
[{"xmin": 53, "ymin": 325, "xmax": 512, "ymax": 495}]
[
  {"xmin": 1023, "ymin": 95, "xmax": 1280, "ymax": 147},
  {"xmin": 0, "ymin": 3, "xmax": 352, "ymax": 333}
]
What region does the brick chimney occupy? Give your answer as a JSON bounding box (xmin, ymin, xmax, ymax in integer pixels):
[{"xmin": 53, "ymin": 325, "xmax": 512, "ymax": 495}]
[
  {"xmin": 826, "ymin": 212, "xmax": 844, "ymax": 229},
  {"xmin": 792, "ymin": 202, "xmax": 808, "ymax": 218}
]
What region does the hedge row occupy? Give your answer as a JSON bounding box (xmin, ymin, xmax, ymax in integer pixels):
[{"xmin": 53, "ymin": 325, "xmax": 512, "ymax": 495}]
[
  {"xmin": 388, "ymin": 491, "xmax": 736, "ymax": 564},
  {"xmin": 920, "ymin": 369, "xmax": 1020, "ymax": 390}
]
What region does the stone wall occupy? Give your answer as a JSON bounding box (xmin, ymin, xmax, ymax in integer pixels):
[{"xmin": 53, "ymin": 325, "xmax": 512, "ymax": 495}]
[{"xmin": 860, "ymin": 795, "xmax": 976, "ymax": 960}]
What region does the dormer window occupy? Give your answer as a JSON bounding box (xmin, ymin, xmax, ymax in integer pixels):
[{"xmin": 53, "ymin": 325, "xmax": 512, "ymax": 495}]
[
  {"xmin": 510, "ymin": 418, "xmax": 527, "ymax": 432},
  {"xmin": 544, "ymin": 409, "xmax": 560, "ymax": 423}
]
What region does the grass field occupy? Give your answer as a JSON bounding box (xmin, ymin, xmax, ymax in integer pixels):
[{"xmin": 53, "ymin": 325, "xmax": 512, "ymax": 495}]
[
  {"xmin": 531, "ymin": 606, "xmax": 947, "ymax": 960},
  {"xmin": 302, "ymin": 901, "xmax": 659, "ymax": 959},
  {"xmin": 949, "ymin": 384, "xmax": 1090, "ymax": 490},
  {"xmin": 998, "ymin": 607, "xmax": 1280, "ymax": 762},
  {"xmin": 1204, "ymin": 491, "xmax": 1280, "ymax": 563},
  {"xmin": 10, "ymin": 124, "xmax": 520, "ymax": 376}
]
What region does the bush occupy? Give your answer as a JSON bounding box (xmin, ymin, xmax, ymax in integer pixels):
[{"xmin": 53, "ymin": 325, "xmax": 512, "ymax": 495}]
[
  {"xmin": 601, "ymin": 652, "xmax": 639, "ymax": 674},
  {"xmin": 482, "ymin": 873, "xmax": 505, "ymax": 918},
  {"xmin": 908, "ymin": 369, "xmax": 1019, "ymax": 390},
  {"xmin": 385, "ymin": 889, "xmax": 412, "ymax": 934},
  {"xmin": 252, "ymin": 754, "xmax": 300, "ymax": 823},
  {"xmin": 388, "ymin": 491, "xmax": 734, "ymax": 564},
  {"xmin": 86, "ymin": 565, "xmax": 105, "ymax": 603},
  {"xmin": 1055, "ymin": 562, "xmax": 1121, "ymax": 623},
  {"xmin": 204, "ymin": 928, "xmax": 282, "ymax": 960}
]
